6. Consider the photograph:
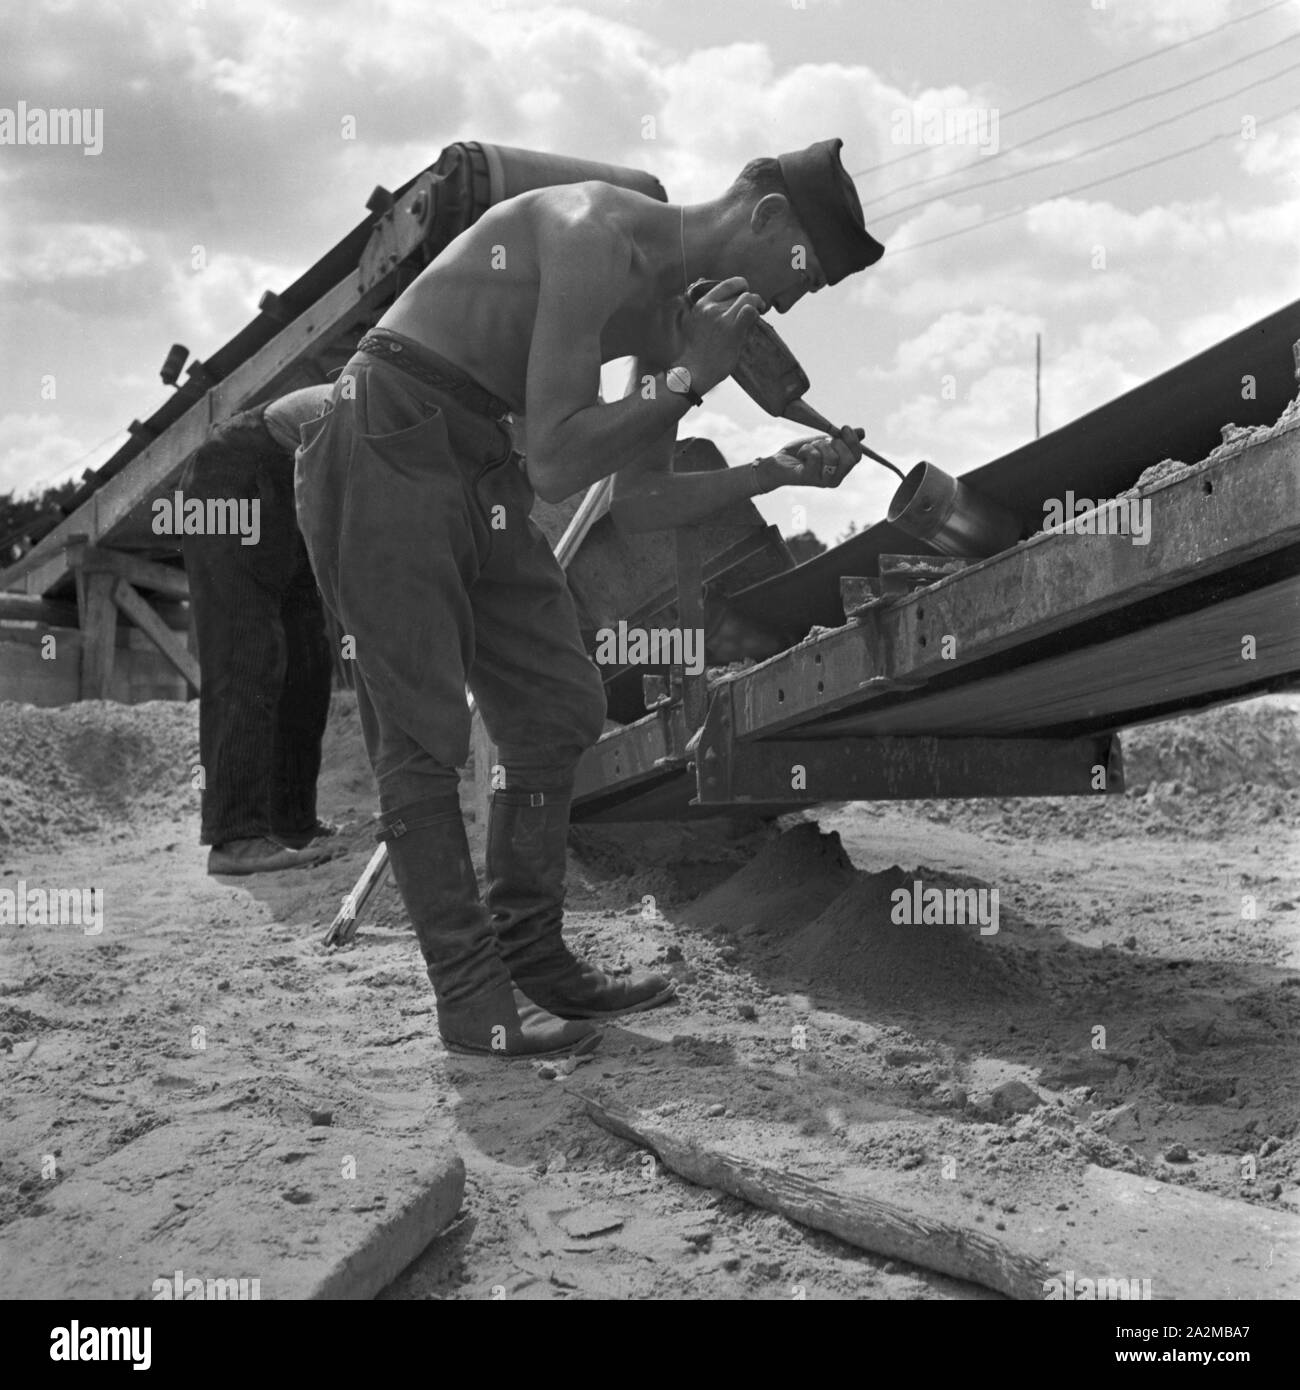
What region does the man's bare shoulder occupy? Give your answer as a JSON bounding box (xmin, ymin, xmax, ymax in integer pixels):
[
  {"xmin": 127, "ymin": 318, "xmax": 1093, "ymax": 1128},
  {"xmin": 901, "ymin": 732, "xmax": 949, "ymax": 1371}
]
[{"xmin": 526, "ymin": 182, "xmax": 641, "ymax": 267}]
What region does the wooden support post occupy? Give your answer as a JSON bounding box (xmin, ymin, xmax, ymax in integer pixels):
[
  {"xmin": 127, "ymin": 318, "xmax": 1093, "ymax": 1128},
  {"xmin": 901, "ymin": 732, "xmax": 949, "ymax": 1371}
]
[
  {"xmin": 79, "ymin": 572, "xmax": 119, "ymax": 700},
  {"xmin": 66, "ymin": 540, "xmax": 189, "ymax": 600},
  {"xmin": 112, "ymin": 579, "xmax": 201, "ymax": 692}
]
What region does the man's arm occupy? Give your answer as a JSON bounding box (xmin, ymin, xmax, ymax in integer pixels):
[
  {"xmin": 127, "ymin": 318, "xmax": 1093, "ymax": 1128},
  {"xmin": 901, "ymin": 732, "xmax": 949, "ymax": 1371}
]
[
  {"xmin": 524, "ymin": 209, "xmax": 762, "ymax": 503},
  {"xmin": 610, "ymin": 410, "xmax": 868, "ymax": 533},
  {"xmin": 608, "ymin": 357, "xmax": 764, "ymax": 530}
]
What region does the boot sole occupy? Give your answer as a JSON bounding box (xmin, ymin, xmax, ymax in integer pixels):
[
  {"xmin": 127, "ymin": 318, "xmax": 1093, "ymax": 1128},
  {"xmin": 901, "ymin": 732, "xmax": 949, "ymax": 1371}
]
[
  {"xmin": 442, "ymin": 1028, "xmax": 603, "ymax": 1060},
  {"xmin": 207, "ymin": 853, "xmax": 334, "ymax": 876},
  {"xmin": 550, "ymin": 982, "xmax": 680, "ymax": 1021}
]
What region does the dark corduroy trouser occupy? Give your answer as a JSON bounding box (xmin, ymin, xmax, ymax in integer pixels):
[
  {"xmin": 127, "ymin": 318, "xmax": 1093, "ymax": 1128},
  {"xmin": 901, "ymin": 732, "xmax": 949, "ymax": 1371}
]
[{"xmin": 180, "ymin": 408, "xmax": 334, "ymax": 846}]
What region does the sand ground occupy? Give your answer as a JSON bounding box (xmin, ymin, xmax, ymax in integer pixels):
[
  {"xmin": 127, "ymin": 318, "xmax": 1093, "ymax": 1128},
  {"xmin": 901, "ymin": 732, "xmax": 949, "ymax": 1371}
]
[{"xmin": 1, "ymin": 691, "xmax": 1296, "ymax": 1299}]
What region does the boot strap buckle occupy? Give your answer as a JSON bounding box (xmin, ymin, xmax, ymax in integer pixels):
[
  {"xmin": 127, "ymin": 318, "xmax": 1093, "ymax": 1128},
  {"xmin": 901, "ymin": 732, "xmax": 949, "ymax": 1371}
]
[{"xmin": 376, "ymin": 817, "xmax": 406, "ymax": 842}]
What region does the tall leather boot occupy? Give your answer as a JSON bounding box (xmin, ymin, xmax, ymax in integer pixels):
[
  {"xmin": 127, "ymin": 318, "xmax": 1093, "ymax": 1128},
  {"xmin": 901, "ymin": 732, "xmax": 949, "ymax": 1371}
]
[
  {"xmin": 486, "ymin": 786, "xmax": 677, "ymax": 1019},
  {"xmin": 379, "ymin": 797, "xmax": 600, "ymax": 1057}
]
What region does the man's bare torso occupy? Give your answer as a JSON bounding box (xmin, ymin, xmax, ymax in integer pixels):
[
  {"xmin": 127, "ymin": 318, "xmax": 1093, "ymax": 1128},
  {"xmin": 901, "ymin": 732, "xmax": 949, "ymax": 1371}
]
[{"xmin": 378, "ymin": 183, "xmax": 684, "ymax": 413}]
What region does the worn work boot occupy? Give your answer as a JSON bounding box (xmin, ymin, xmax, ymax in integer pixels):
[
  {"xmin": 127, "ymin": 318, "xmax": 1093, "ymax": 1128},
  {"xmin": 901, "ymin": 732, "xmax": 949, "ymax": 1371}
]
[
  {"xmin": 207, "ymin": 835, "xmax": 335, "ymax": 875},
  {"xmin": 273, "ymin": 819, "xmax": 343, "ymax": 850},
  {"xmin": 487, "ymin": 787, "xmax": 677, "ymax": 1020},
  {"xmin": 380, "ymin": 798, "xmax": 600, "ymax": 1058}
]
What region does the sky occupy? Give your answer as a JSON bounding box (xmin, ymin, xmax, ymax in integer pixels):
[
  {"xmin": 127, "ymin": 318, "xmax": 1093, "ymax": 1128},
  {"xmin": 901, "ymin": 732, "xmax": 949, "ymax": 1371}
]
[{"xmin": 2, "ymin": 0, "xmax": 1299, "ymax": 543}]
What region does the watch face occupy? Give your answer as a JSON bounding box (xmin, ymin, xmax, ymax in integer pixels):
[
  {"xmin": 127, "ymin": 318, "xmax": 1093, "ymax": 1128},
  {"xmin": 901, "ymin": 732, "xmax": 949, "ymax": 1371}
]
[{"xmin": 667, "ymin": 365, "xmax": 692, "ymax": 394}]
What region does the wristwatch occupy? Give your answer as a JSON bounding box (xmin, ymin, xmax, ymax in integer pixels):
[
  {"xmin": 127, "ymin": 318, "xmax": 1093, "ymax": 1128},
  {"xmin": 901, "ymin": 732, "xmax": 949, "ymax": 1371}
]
[{"xmin": 665, "ymin": 365, "xmax": 703, "ymax": 408}]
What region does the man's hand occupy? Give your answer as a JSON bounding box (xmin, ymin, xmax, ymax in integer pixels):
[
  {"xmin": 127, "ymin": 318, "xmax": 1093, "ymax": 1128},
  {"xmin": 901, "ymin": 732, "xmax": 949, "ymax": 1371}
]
[
  {"xmin": 757, "ymin": 425, "xmax": 864, "ymax": 491},
  {"xmin": 680, "ymin": 277, "xmax": 767, "ymax": 395}
]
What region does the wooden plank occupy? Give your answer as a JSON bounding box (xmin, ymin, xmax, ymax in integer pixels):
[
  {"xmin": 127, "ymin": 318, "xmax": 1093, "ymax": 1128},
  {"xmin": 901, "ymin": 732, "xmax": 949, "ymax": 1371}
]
[
  {"xmin": 575, "ymin": 1089, "xmax": 1051, "ymax": 1299},
  {"xmin": 0, "ymin": 594, "xmax": 79, "ymax": 627},
  {"xmin": 67, "ymin": 541, "xmax": 190, "ymax": 599},
  {"xmin": 576, "ymin": 1090, "xmax": 1300, "ymax": 1300},
  {"xmin": 674, "ymin": 525, "xmax": 707, "ymax": 732},
  {"xmin": 734, "ymin": 428, "xmax": 1300, "ymax": 740},
  {"xmin": 0, "ymin": 1121, "xmax": 464, "ymax": 1300},
  {"xmin": 112, "ymin": 578, "xmax": 201, "ymax": 692},
  {"xmin": 78, "ymin": 571, "xmax": 118, "ymax": 700},
  {"xmin": 324, "ymin": 844, "xmax": 390, "ymax": 948},
  {"xmin": 0, "ymin": 634, "xmax": 80, "ymax": 705},
  {"xmin": 0, "ymin": 626, "xmax": 188, "ymax": 706},
  {"xmin": 555, "ymin": 477, "xmax": 614, "ymax": 568}
]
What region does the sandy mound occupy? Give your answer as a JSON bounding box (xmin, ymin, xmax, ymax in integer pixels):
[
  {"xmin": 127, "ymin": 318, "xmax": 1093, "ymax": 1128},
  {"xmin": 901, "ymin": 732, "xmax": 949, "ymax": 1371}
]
[
  {"xmin": 678, "ymin": 821, "xmax": 857, "ymax": 934},
  {"xmin": 776, "ymin": 865, "xmax": 1042, "ymax": 1009},
  {"xmin": 1121, "ymin": 695, "xmax": 1300, "ymax": 792},
  {"xmin": 0, "ymin": 700, "xmax": 200, "ymax": 851},
  {"xmin": 0, "ymin": 691, "xmax": 377, "ymax": 854}
]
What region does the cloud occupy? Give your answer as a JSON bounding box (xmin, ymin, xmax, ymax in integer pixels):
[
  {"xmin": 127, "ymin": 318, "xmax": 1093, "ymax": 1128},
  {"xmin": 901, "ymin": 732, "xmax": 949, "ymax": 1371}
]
[
  {"xmin": 1025, "ymin": 195, "xmax": 1226, "ymax": 257},
  {"xmin": 163, "ymin": 249, "xmax": 299, "ymax": 347},
  {"xmin": 889, "ymin": 305, "xmax": 1043, "ymax": 376},
  {"xmin": 1089, "ymin": 0, "xmax": 1240, "ymax": 45},
  {"xmin": 0, "ymin": 412, "xmax": 113, "ymax": 496},
  {"xmin": 870, "ymin": 303, "xmax": 1161, "ymax": 466},
  {"xmin": 0, "ymin": 222, "xmax": 147, "ymax": 285},
  {"xmin": 1240, "ymin": 112, "xmax": 1300, "ymax": 189}
]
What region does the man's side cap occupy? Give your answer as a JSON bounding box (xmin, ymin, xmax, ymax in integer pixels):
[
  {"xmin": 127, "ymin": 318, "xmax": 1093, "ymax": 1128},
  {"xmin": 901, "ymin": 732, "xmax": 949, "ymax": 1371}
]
[{"xmin": 776, "ymin": 137, "xmax": 884, "ymax": 284}]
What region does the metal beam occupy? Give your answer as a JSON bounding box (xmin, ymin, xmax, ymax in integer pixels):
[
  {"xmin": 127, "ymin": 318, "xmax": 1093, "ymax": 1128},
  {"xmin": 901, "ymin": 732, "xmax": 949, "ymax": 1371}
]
[
  {"xmin": 707, "ymin": 734, "xmax": 1122, "ymax": 802},
  {"xmin": 731, "ymin": 428, "xmax": 1300, "ymax": 741},
  {"xmin": 693, "ymin": 680, "xmax": 1122, "ymax": 803},
  {"xmin": 572, "ymin": 703, "xmax": 689, "ymax": 804},
  {"xmin": 730, "ymin": 301, "xmax": 1300, "ymax": 641}
]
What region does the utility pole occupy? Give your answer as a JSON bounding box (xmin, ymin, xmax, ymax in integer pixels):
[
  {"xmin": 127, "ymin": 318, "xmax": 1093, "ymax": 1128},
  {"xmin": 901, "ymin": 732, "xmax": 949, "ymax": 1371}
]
[{"xmin": 1034, "ymin": 332, "xmax": 1042, "ymax": 439}]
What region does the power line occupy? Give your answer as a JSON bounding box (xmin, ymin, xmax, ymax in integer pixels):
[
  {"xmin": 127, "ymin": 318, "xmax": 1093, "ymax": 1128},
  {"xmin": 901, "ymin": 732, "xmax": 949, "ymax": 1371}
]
[
  {"xmin": 8, "ymin": 427, "xmax": 129, "ymax": 498},
  {"xmin": 871, "ymin": 53, "xmax": 1300, "ymax": 224},
  {"xmin": 851, "ymin": 0, "xmax": 1296, "ymax": 178},
  {"xmin": 862, "ymin": 28, "xmax": 1300, "ymax": 211},
  {"xmin": 882, "ymin": 99, "xmax": 1300, "ymax": 259},
  {"xmin": 1006, "ymin": 0, "xmax": 1295, "ymax": 119}
]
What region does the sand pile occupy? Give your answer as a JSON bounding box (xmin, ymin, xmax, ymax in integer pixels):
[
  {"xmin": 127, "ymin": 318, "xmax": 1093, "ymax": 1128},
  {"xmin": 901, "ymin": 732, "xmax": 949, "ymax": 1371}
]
[
  {"xmin": 0, "ymin": 700, "xmax": 200, "ymax": 850},
  {"xmin": 0, "ymin": 691, "xmax": 377, "ymax": 853},
  {"xmin": 1121, "ymin": 695, "xmax": 1300, "ymax": 792},
  {"xmin": 775, "ymin": 864, "xmax": 1042, "ymax": 1009},
  {"xmin": 1119, "ymin": 389, "xmax": 1300, "ymax": 498},
  {"xmin": 679, "ymin": 821, "xmax": 857, "ymax": 935}
]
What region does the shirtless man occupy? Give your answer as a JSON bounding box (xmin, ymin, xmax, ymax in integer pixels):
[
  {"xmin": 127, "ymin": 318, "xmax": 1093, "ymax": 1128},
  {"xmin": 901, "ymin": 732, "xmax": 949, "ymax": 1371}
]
[{"xmin": 295, "ymin": 138, "xmax": 884, "ymax": 1058}]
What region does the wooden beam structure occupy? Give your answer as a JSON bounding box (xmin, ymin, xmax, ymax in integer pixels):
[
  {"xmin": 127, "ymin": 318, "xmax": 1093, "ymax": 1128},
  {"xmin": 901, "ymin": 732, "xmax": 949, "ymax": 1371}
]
[
  {"xmin": 77, "ymin": 571, "xmax": 119, "ymax": 701},
  {"xmin": 1, "ymin": 171, "xmax": 440, "ymax": 600},
  {"xmin": 111, "ymin": 579, "xmax": 201, "ymax": 692}
]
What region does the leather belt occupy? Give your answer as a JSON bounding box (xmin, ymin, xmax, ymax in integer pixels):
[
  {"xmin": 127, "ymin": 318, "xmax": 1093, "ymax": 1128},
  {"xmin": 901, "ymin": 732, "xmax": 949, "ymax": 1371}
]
[{"xmin": 356, "ymin": 331, "xmax": 513, "ymax": 421}]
